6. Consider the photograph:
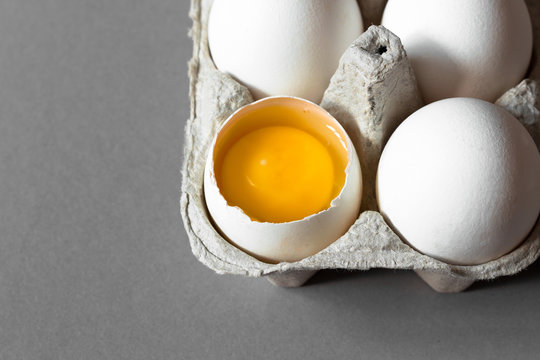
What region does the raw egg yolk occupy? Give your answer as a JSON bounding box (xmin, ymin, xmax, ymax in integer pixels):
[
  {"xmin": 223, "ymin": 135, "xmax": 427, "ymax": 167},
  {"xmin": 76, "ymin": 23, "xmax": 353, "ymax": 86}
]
[{"xmin": 218, "ymin": 126, "xmax": 337, "ymax": 223}]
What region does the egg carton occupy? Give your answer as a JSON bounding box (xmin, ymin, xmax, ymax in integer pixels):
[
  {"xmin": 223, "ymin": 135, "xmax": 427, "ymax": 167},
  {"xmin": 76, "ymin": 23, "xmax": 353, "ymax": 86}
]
[{"xmin": 181, "ymin": 0, "xmax": 540, "ymax": 292}]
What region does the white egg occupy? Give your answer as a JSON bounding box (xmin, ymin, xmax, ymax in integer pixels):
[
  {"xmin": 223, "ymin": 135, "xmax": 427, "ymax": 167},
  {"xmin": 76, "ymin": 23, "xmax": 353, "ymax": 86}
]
[
  {"xmin": 381, "ymin": 0, "xmax": 533, "ymax": 103},
  {"xmin": 208, "ymin": 0, "xmax": 363, "ymax": 104},
  {"xmin": 376, "ymin": 98, "xmax": 540, "ymax": 265},
  {"xmin": 204, "ymin": 97, "xmax": 362, "ymax": 263}
]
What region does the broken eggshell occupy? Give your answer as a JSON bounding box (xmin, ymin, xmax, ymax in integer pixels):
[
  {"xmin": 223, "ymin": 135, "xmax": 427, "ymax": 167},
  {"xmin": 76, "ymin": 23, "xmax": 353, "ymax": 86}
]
[{"xmin": 203, "ymin": 96, "xmax": 362, "ymax": 264}]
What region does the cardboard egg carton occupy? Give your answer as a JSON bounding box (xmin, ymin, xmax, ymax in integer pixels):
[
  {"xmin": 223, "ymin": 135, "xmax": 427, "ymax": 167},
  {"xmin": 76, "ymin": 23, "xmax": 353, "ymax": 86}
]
[{"xmin": 181, "ymin": 0, "xmax": 540, "ymax": 292}]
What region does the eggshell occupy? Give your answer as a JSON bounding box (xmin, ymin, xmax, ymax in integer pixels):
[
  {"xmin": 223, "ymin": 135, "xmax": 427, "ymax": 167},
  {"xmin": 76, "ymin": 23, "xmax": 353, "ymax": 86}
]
[
  {"xmin": 382, "ymin": 0, "xmax": 533, "ymax": 103},
  {"xmin": 204, "ymin": 97, "xmax": 363, "ymax": 264},
  {"xmin": 208, "ymin": 0, "xmax": 363, "ymax": 103},
  {"xmin": 377, "ymin": 98, "xmax": 540, "ymax": 265}
]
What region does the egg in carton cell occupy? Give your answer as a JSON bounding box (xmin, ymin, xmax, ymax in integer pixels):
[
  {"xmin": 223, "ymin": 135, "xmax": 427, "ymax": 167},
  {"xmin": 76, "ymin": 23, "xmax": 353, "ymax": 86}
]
[{"xmin": 182, "ymin": 0, "xmax": 540, "ymax": 292}]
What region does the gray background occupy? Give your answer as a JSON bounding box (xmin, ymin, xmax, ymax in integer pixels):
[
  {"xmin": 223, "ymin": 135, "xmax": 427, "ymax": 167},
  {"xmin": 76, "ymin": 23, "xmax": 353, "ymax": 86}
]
[{"xmin": 0, "ymin": 0, "xmax": 538, "ymax": 359}]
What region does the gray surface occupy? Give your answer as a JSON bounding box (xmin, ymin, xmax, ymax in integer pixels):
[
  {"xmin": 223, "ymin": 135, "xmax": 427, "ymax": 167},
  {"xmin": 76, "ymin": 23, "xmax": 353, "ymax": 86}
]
[{"xmin": 0, "ymin": 1, "xmax": 538, "ymax": 359}]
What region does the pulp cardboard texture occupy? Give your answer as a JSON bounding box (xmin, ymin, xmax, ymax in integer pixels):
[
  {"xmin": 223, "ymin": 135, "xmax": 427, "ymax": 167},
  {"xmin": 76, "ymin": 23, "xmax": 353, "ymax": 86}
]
[{"xmin": 181, "ymin": 0, "xmax": 540, "ymax": 292}]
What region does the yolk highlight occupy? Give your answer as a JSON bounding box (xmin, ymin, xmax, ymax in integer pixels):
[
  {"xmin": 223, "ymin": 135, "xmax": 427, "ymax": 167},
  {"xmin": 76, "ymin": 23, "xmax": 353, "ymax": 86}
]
[{"xmin": 218, "ymin": 126, "xmax": 336, "ymax": 223}]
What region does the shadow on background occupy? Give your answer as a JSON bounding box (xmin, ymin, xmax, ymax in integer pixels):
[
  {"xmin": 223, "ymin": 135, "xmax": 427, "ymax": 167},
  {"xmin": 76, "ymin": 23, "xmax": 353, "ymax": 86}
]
[{"xmin": 304, "ymin": 258, "xmax": 540, "ymax": 292}]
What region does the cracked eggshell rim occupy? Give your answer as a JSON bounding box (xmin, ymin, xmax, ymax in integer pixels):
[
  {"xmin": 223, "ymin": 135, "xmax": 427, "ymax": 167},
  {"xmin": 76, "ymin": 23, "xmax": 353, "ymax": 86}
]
[{"xmin": 203, "ymin": 96, "xmax": 363, "ymax": 264}]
